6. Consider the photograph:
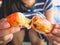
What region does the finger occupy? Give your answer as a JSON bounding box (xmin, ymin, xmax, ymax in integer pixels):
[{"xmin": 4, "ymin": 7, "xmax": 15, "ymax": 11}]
[
  {"xmin": 55, "ymin": 24, "xmax": 60, "ymax": 29},
  {"xmin": 10, "ymin": 26, "xmax": 20, "ymax": 34},
  {"xmin": 54, "ymin": 41, "xmax": 60, "ymax": 45},
  {"xmin": 0, "ymin": 26, "xmax": 20, "ymax": 37},
  {"xmin": 3, "ymin": 34, "xmax": 13, "ymax": 44},
  {"xmin": 52, "ymin": 34, "xmax": 60, "ymax": 43},
  {"xmin": 54, "ymin": 41, "xmax": 58, "ymax": 45},
  {"xmin": 0, "ymin": 34, "xmax": 13, "ymax": 44},
  {"xmin": 0, "ymin": 19, "xmax": 10, "ymax": 29},
  {"xmin": 52, "ymin": 29, "xmax": 60, "ymax": 37},
  {"xmin": 3, "ymin": 34, "xmax": 13, "ymax": 41}
]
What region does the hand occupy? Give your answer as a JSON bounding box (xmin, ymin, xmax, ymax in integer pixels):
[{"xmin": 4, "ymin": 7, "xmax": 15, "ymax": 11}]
[
  {"xmin": 0, "ymin": 18, "xmax": 20, "ymax": 45},
  {"xmin": 52, "ymin": 29, "xmax": 60, "ymax": 45},
  {"xmin": 45, "ymin": 24, "xmax": 60, "ymax": 45}
]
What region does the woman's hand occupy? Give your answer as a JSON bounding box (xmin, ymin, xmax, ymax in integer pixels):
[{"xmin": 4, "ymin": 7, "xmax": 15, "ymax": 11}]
[
  {"xmin": 52, "ymin": 28, "xmax": 60, "ymax": 45},
  {"xmin": 45, "ymin": 24, "xmax": 60, "ymax": 45},
  {"xmin": 0, "ymin": 18, "xmax": 20, "ymax": 45}
]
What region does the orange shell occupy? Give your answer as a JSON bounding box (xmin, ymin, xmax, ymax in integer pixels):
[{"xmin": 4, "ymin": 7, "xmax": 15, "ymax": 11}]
[
  {"xmin": 31, "ymin": 16, "xmax": 53, "ymax": 33},
  {"xmin": 6, "ymin": 12, "xmax": 31, "ymax": 29},
  {"xmin": 6, "ymin": 12, "xmax": 22, "ymax": 27}
]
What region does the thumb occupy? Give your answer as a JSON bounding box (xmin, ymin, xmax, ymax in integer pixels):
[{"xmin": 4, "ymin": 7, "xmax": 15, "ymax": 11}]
[{"xmin": 0, "ymin": 18, "xmax": 10, "ymax": 29}]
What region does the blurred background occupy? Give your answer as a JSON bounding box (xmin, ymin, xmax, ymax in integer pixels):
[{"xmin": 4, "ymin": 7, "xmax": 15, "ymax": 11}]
[
  {"xmin": 0, "ymin": 0, "xmax": 60, "ymax": 45},
  {"xmin": 52, "ymin": 0, "xmax": 60, "ymax": 24}
]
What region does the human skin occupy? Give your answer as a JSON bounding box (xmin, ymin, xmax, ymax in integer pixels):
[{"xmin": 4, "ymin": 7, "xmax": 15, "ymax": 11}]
[{"xmin": 0, "ymin": 18, "xmax": 20, "ymax": 45}]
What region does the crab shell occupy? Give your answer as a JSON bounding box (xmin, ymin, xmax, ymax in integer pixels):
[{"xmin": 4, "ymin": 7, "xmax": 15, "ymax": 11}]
[
  {"xmin": 6, "ymin": 12, "xmax": 31, "ymax": 29},
  {"xmin": 31, "ymin": 15, "xmax": 53, "ymax": 33}
]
